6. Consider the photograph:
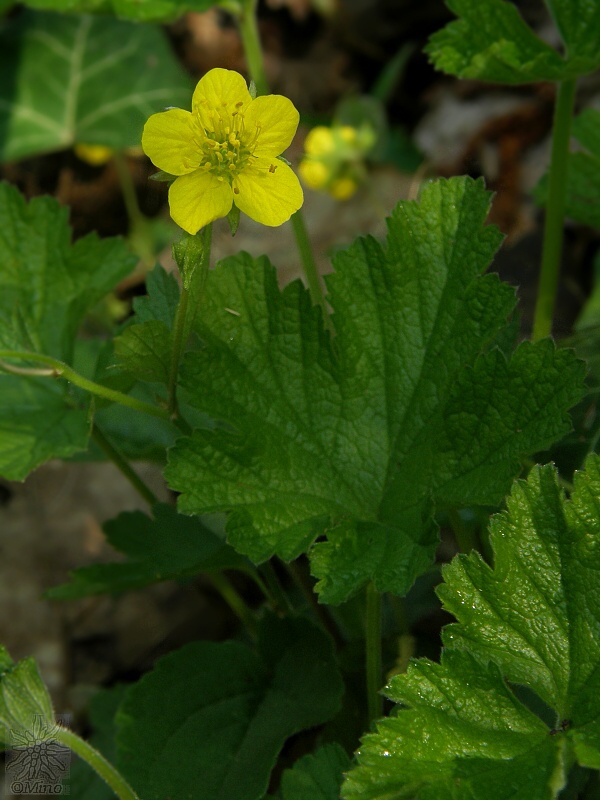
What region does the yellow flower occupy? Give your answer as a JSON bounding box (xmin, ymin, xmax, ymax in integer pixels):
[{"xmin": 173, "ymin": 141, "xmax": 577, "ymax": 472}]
[{"xmin": 142, "ymin": 68, "xmax": 303, "ymax": 234}]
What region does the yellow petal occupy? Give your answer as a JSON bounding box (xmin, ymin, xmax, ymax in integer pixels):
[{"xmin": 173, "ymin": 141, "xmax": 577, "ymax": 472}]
[
  {"xmin": 142, "ymin": 109, "xmax": 199, "ymax": 175},
  {"xmin": 169, "ymin": 171, "xmax": 233, "ymax": 234},
  {"xmin": 244, "ymin": 95, "xmax": 300, "ymax": 157},
  {"xmin": 192, "ymin": 68, "xmax": 252, "ymax": 130},
  {"xmin": 234, "ymin": 157, "xmax": 303, "ymax": 226}
]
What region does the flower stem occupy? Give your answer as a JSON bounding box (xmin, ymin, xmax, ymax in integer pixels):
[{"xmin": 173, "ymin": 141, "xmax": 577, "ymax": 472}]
[
  {"xmin": 234, "ymin": 2, "xmax": 328, "ymax": 333},
  {"xmin": 259, "ymin": 560, "xmax": 293, "ymax": 615},
  {"xmin": 113, "ymin": 150, "xmax": 155, "ymax": 270},
  {"xmin": 209, "ymin": 571, "xmax": 258, "ymax": 638},
  {"xmin": 532, "ymin": 77, "xmax": 577, "ymax": 342},
  {"xmin": 290, "ymin": 210, "xmax": 332, "ymax": 331},
  {"xmin": 238, "ymin": 0, "xmax": 268, "ymax": 96},
  {"xmin": 55, "ymin": 727, "xmax": 141, "ymax": 800},
  {"xmin": 91, "ymin": 424, "xmax": 159, "ymax": 507},
  {"xmin": 365, "ymin": 582, "xmax": 383, "ymax": 725},
  {"xmin": 0, "ymin": 351, "xmax": 171, "ymax": 422},
  {"xmin": 448, "ymin": 507, "xmax": 478, "ymax": 554},
  {"xmin": 168, "ymin": 224, "xmax": 213, "ymax": 417}
]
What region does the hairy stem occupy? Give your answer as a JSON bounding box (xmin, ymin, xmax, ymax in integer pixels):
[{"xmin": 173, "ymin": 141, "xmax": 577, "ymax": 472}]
[
  {"xmin": 92, "ymin": 425, "xmax": 158, "ymax": 507},
  {"xmin": 113, "ymin": 151, "xmax": 155, "ymax": 269},
  {"xmin": 55, "ymin": 727, "xmax": 141, "ymax": 800},
  {"xmin": 290, "ymin": 211, "xmax": 333, "ymax": 332},
  {"xmin": 366, "ymin": 582, "xmax": 383, "ymax": 725},
  {"xmin": 209, "ymin": 571, "xmax": 258, "ymax": 638},
  {"xmin": 532, "ymin": 78, "xmax": 577, "ymax": 341},
  {"xmin": 0, "ymin": 351, "xmax": 171, "ymax": 423},
  {"xmin": 168, "ymin": 224, "xmax": 213, "ymax": 416},
  {"xmin": 238, "ymin": 0, "xmax": 268, "ymax": 96}
]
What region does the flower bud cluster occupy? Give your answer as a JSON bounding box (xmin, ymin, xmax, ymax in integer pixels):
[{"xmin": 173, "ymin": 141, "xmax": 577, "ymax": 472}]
[{"xmin": 298, "ymin": 123, "xmax": 375, "ymax": 200}]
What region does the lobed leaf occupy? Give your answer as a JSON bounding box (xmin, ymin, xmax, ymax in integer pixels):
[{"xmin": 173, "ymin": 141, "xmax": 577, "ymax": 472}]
[
  {"xmin": 425, "ymin": 0, "xmax": 600, "ymax": 84},
  {"xmin": 277, "ymin": 743, "xmax": 352, "ymax": 800},
  {"xmin": 343, "ymin": 456, "xmax": 600, "ymax": 799},
  {"xmin": 116, "ymin": 615, "xmax": 344, "ymax": 800},
  {"xmin": 48, "ymin": 503, "xmax": 248, "ymax": 598},
  {"xmin": 0, "ymin": 183, "xmax": 135, "ymax": 479},
  {"xmin": 165, "ymin": 176, "xmax": 585, "ymax": 603}
]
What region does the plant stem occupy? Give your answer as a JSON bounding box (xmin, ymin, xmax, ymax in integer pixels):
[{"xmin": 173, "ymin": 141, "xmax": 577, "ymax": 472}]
[
  {"xmin": 286, "ymin": 560, "xmax": 343, "ymax": 646},
  {"xmin": 55, "ymin": 727, "xmax": 141, "ymax": 800},
  {"xmin": 238, "ymin": 0, "xmax": 268, "ymax": 96},
  {"xmin": 532, "ymin": 77, "xmax": 577, "ymax": 342},
  {"xmin": 209, "ymin": 571, "xmax": 258, "ymax": 638},
  {"xmin": 113, "ymin": 151, "xmax": 155, "ymax": 269},
  {"xmin": 168, "ymin": 224, "xmax": 212, "ymax": 416},
  {"xmin": 235, "ymin": 1, "xmax": 330, "ymax": 334},
  {"xmin": 365, "ymin": 582, "xmax": 383, "ymax": 725},
  {"xmin": 448, "ymin": 508, "xmax": 478, "ymax": 554},
  {"xmin": 92, "ymin": 425, "xmax": 159, "ymax": 506},
  {"xmin": 0, "ymin": 351, "xmax": 171, "ymax": 422},
  {"xmin": 290, "ymin": 211, "xmax": 333, "ymax": 330},
  {"xmin": 259, "ymin": 560, "xmax": 293, "ymax": 615}
]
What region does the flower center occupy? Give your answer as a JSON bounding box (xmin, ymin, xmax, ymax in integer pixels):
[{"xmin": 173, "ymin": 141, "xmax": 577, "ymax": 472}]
[{"xmin": 189, "ymin": 101, "xmax": 260, "ymax": 182}]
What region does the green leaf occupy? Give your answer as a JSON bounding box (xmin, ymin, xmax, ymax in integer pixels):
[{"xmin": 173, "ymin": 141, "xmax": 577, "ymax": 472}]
[
  {"xmin": 343, "ymin": 456, "xmax": 600, "ymax": 799},
  {"xmin": 113, "ymin": 320, "xmax": 172, "ymax": 384},
  {"xmin": 165, "ymin": 176, "xmax": 585, "ymax": 603},
  {"xmin": 0, "ymin": 376, "xmax": 92, "ymax": 482},
  {"xmin": 48, "ymin": 503, "xmax": 248, "ymax": 598},
  {"xmin": 0, "ymin": 10, "xmax": 192, "ymax": 162},
  {"xmin": 0, "ymin": 647, "xmax": 55, "ymax": 748},
  {"xmin": 112, "ymin": 264, "xmax": 183, "ymax": 385},
  {"xmin": 535, "ymin": 108, "xmax": 600, "ymax": 230},
  {"xmin": 68, "ymin": 686, "xmax": 128, "ymax": 800},
  {"xmin": 278, "ymin": 744, "xmax": 351, "ymax": 800},
  {"xmin": 425, "ymin": 0, "xmax": 599, "ymax": 84},
  {"xmin": 131, "ymin": 265, "xmax": 180, "ymax": 328},
  {"xmin": 546, "ymin": 0, "xmax": 600, "ymax": 63},
  {"xmin": 116, "ymin": 615, "xmax": 344, "ymax": 800},
  {"xmin": 0, "ymin": 183, "xmax": 135, "ymax": 480},
  {"xmin": 21, "ymin": 0, "xmax": 233, "ymax": 23}
]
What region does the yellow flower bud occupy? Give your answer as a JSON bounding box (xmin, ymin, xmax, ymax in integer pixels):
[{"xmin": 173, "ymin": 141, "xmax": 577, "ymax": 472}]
[
  {"xmin": 329, "ymin": 177, "xmax": 358, "ymax": 201},
  {"xmin": 338, "ymin": 126, "xmax": 358, "ymax": 145},
  {"xmin": 304, "ymin": 126, "xmax": 335, "ymax": 156},
  {"xmin": 74, "ymin": 143, "xmax": 114, "ymax": 166},
  {"xmin": 299, "ymin": 158, "xmax": 330, "ymax": 189}
]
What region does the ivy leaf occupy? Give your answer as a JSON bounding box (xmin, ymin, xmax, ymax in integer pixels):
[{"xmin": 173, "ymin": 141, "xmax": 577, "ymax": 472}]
[
  {"xmin": 277, "ymin": 744, "xmax": 351, "ymax": 800},
  {"xmin": 535, "ymin": 108, "xmax": 600, "ymax": 230},
  {"xmin": 425, "ymin": 0, "xmax": 600, "ymax": 84},
  {"xmin": 21, "ymin": 0, "xmax": 232, "ymax": 23},
  {"xmin": 0, "ymin": 10, "xmax": 191, "ymax": 162},
  {"xmin": 116, "ymin": 615, "xmax": 344, "ymax": 800},
  {"xmin": 0, "ymin": 183, "xmax": 135, "ymax": 480},
  {"xmin": 343, "ymin": 456, "xmax": 600, "ymax": 799},
  {"xmin": 165, "ymin": 176, "xmax": 585, "ymax": 603},
  {"xmin": 47, "ymin": 503, "xmax": 248, "ymax": 598},
  {"xmin": 0, "ymin": 647, "xmax": 56, "ymax": 748}
]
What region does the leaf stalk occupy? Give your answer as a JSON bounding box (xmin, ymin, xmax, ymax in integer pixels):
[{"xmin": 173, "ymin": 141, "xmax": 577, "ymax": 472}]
[{"xmin": 532, "ymin": 77, "xmax": 577, "ymax": 341}]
